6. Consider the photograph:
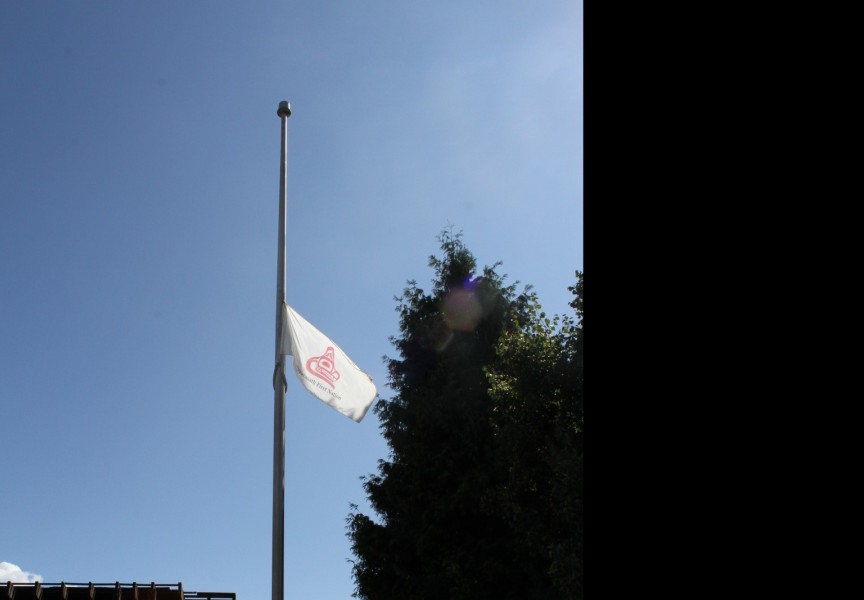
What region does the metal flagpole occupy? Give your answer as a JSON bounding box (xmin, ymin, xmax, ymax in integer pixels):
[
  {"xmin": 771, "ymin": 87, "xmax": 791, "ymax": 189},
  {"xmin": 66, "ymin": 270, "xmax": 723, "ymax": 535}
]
[{"xmin": 273, "ymin": 99, "xmax": 291, "ymax": 600}]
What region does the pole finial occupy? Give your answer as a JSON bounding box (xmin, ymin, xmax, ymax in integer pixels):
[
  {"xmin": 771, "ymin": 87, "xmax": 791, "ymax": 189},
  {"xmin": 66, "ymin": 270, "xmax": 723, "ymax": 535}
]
[{"xmin": 277, "ymin": 101, "xmax": 292, "ymax": 118}]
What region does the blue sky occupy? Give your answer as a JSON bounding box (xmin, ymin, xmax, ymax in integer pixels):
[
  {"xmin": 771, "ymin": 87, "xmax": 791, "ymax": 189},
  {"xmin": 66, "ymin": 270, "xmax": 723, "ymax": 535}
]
[{"xmin": 0, "ymin": 2, "xmax": 582, "ymax": 598}]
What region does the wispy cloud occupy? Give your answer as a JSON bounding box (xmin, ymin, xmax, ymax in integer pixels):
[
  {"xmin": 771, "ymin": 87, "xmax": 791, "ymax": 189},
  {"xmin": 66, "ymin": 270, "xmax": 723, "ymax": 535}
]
[{"xmin": 0, "ymin": 562, "xmax": 43, "ymax": 583}]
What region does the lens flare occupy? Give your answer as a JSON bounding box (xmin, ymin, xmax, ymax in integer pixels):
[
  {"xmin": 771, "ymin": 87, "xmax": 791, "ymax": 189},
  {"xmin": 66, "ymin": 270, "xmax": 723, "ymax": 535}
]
[{"xmin": 443, "ymin": 286, "xmax": 482, "ymax": 332}]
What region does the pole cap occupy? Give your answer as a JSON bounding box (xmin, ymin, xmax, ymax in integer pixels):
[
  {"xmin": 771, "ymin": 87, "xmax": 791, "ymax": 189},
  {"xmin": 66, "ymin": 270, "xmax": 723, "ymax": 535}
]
[{"xmin": 277, "ymin": 101, "xmax": 292, "ymax": 118}]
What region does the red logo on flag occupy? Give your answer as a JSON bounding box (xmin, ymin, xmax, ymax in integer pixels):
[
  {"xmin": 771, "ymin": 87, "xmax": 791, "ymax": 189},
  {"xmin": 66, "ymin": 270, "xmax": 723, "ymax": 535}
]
[{"xmin": 306, "ymin": 347, "xmax": 341, "ymax": 387}]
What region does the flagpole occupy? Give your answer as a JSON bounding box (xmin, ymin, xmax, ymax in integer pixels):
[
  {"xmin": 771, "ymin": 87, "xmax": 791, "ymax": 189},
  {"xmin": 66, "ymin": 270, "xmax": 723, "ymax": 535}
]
[{"xmin": 273, "ymin": 99, "xmax": 291, "ymax": 600}]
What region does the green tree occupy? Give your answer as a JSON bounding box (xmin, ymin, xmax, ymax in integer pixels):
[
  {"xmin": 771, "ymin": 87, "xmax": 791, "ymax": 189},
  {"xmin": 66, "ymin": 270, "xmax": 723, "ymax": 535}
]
[
  {"xmin": 485, "ymin": 270, "xmax": 583, "ymax": 598},
  {"xmin": 347, "ymin": 233, "xmax": 583, "ymax": 599}
]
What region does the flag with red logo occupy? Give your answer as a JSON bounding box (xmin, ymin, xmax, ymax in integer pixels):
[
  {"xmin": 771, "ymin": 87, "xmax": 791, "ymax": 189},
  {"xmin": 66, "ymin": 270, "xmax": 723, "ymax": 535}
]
[{"xmin": 280, "ymin": 303, "xmax": 376, "ymax": 422}]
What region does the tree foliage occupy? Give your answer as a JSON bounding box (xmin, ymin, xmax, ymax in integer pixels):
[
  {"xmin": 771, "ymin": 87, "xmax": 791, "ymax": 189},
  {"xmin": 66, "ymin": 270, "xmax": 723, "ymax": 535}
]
[
  {"xmin": 485, "ymin": 270, "xmax": 583, "ymax": 597},
  {"xmin": 348, "ymin": 232, "xmax": 583, "ymax": 599}
]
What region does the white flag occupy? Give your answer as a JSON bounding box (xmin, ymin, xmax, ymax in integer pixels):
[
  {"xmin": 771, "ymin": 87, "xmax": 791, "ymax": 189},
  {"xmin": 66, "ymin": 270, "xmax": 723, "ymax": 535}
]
[{"xmin": 280, "ymin": 303, "xmax": 376, "ymax": 422}]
